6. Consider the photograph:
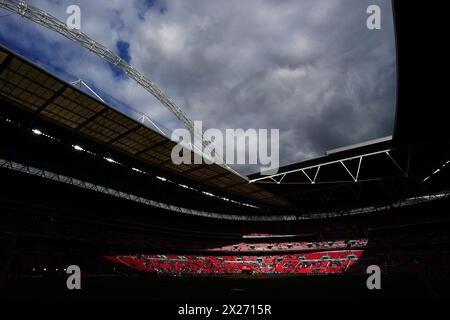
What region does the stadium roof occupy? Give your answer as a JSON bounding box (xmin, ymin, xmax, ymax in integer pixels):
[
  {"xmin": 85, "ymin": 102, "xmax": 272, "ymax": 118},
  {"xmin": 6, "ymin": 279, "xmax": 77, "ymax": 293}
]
[
  {"xmin": 248, "ymin": 130, "xmax": 449, "ymax": 212},
  {"xmin": 1, "ymin": 38, "xmax": 448, "ymax": 215},
  {"xmin": 0, "ymin": 45, "xmax": 289, "ymax": 207}
]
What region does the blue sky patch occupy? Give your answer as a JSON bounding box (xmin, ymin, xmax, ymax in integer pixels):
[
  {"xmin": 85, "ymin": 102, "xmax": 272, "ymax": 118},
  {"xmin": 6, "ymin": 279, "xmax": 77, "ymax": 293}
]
[{"xmin": 117, "ymin": 40, "xmax": 131, "ymax": 64}]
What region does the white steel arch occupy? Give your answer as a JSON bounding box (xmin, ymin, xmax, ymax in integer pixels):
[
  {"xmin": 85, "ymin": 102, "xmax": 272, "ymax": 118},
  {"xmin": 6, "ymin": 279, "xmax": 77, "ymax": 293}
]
[
  {"xmin": 0, "ymin": 0, "xmax": 236, "ymax": 172},
  {"xmin": 1, "ymin": 0, "xmax": 194, "ymax": 131}
]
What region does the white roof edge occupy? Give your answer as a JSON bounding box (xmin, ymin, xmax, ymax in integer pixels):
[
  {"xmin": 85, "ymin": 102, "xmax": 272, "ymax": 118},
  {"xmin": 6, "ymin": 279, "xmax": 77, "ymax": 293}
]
[{"xmin": 326, "ymin": 136, "xmax": 393, "ymax": 156}]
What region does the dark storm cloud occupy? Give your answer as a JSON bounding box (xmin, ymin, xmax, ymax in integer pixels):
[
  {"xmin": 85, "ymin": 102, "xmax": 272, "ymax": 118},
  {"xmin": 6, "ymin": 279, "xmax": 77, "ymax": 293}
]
[
  {"xmin": 0, "ymin": 0, "xmax": 397, "ymax": 174},
  {"xmin": 125, "ymin": 0, "xmax": 396, "ymax": 173}
]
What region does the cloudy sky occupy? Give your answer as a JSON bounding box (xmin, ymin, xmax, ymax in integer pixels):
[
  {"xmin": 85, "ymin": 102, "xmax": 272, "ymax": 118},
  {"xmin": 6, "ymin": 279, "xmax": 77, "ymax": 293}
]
[{"xmin": 0, "ymin": 0, "xmax": 397, "ymax": 174}]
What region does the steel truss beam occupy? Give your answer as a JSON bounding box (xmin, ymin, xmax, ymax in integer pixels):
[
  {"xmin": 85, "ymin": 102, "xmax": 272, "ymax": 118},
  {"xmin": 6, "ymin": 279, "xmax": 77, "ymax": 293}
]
[
  {"xmin": 71, "ymin": 79, "xmax": 105, "ymax": 103},
  {"xmin": 0, "ymin": 158, "xmax": 448, "ymax": 221},
  {"xmin": 0, "ymin": 158, "xmax": 290, "ymax": 221},
  {"xmin": 250, "ymin": 149, "xmax": 409, "ymax": 184}
]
